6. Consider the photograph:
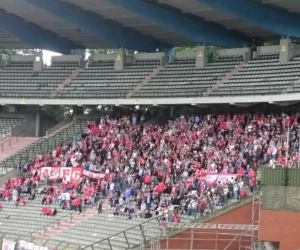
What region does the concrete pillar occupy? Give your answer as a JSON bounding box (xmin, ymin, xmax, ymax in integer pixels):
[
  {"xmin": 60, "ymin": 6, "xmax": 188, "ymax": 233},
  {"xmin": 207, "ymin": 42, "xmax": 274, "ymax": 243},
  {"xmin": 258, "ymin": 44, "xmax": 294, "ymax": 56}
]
[
  {"xmin": 35, "ymin": 106, "xmax": 40, "ymax": 137},
  {"xmin": 280, "ymin": 38, "xmax": 294, "ymax": 62},
  {"xmin": 33, "ymin": 50, "xmax": 43, "ymax": 72},
  {"xmin": 160, "ymin": 55, "xmax": 167, "ymax": 66},
  {"xmin": 170, "ymin": 107, "xmax": 174, "ymax": 117},
  {"xmin": 73, "ymin": 105, "xmax": 78, "ymax": 122},
  {"xmin": 125, "ymin": 54, "xmax": 133, "ymax": 66},
  {"xmin": 114, "ymin": 49, "xmax": 125, "ymax": 70},
  {"xmin": 88, "ymin": 54, "xmax": 94, "ymax": 65},
  {"xmin": 196, "ymin": 46, "xmax": 208, "ymax": 68},
  {"xmin": 243, "ymin": 47, "xmax": 252, "ymax": 62}
]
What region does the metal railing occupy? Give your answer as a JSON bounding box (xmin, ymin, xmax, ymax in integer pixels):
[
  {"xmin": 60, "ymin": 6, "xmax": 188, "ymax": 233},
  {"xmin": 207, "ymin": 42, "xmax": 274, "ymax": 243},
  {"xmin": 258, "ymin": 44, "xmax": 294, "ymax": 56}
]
[
  {"xmin": 0, "ymin": 130, "xmax": 26, "ymax": 151},
  {"xmin": 82, "ymin": 190, "xmax": 254, "ymax": 250},
  {"xmin": 0, "ymin": 120, "xmax": 86, "ymax": 174},
  {"xmin": 212, "ymin": 85, "xmax": 298, "ymax": 96},
  {"xmin": 0, "ymin": 116, "xmax": 28, "ymax": 142}
]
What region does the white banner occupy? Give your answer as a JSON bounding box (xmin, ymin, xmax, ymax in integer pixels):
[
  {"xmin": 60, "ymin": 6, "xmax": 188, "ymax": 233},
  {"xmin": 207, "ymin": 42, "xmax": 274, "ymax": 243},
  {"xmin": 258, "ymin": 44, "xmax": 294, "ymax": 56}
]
[
  {"xmin": 205, "ymin": 174, "xmax": 238, "ymax": 184},
  {"xmin": 2, "ymin": 239, "xmax": 16, "ymax": 250},
  {"xmin": 19, "ymin": 240, "xmax": 34, "ymax": 250},
  {"xmin": 33, "ymin": 245, "xmax": 48, "ymax": 250}
]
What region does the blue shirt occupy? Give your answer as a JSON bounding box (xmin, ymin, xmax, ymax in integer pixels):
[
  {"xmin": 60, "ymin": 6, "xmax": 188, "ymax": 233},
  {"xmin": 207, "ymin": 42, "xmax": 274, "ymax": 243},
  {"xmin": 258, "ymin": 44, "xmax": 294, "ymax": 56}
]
[{"xmin": 125, "ymin": 189, "xmax": 131, "ymax": 198}]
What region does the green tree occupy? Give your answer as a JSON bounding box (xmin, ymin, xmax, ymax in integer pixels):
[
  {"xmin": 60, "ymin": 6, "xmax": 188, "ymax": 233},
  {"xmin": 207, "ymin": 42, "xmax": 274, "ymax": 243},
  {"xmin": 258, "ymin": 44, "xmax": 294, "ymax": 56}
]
[
  {"xmin": 0, "ymin": 49, "xmax": 37, "ymax": 61},
  {"xmin": 41, "ymin": 105, "xmax": 72, "ymax": 123}
]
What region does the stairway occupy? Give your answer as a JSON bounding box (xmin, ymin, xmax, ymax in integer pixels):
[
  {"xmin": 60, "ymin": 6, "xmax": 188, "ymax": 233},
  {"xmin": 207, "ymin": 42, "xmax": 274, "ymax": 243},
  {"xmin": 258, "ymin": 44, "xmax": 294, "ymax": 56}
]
[
  {"xmin": 0, "ymin": 137, "xmax": 37, "ymax": 163},
  {"xmin": 50, "ymin": 68, "xmax": 83, "ymax": 98},
  {"xmin": 126, "ymin": 66, "xmax": 164, "ymax": 98},
  {"xmin": 203, "ymin": 61, "xmax": 246, "ymax": 97},
  {"xmin": 33, "ymin": 202, "xmax": 110, "ymax": 246}
]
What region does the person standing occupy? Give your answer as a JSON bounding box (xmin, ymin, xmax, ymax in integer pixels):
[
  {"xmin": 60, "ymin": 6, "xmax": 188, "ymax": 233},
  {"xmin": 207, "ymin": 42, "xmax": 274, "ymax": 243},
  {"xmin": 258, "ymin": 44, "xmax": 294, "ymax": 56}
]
[{"xmin": 97, "ymin": 199, "xmax": 103, "ymax": 214}]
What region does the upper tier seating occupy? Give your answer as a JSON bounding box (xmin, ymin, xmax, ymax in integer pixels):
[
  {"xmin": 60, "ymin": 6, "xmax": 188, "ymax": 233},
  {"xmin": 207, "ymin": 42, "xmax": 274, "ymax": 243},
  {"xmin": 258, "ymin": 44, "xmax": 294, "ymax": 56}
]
[
  {"xmin": 0, "ymin": 61, "xmax": 79, "ymax": 99},
  {"xmin": 133, "ymin": 55, "xmax": 243, "ymax": 98},
  {"xmin": 56, "ymin": 59, "xmax": 160, "ymax": 99},
  {"xmin": 210, "ymin": 53, "xmax": 300, "ymax": 96},
  {"xmin": 0, "ymin": 117, "xmax": 23, "ymax": 136}
]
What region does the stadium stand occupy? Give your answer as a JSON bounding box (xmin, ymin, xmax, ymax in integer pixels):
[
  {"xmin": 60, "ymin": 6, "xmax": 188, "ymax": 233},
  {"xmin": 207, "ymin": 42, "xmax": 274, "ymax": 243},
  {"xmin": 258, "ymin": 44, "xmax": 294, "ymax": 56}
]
[
  {"xmin": 0, "ymin": 57, "xmax": 80, "ymax": 99},
  {"xmin": 0, "ymin": 110, "xmax": 272, "ymax": 249},
  {"xmin": 133, "ymin": 55, "xmax": 244, "ymax": 98},
  {"xmin": 57, "ymin": 59, "xmax": 161, "ymax": 99},
  {"xmin": 209, "ymin": 53, "xmax": 300, "ymax": 96}
]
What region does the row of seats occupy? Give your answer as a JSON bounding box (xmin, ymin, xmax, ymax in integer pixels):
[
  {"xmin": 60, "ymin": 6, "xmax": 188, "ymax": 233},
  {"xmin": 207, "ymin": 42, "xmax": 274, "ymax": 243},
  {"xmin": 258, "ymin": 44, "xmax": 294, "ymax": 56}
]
[
  {"xmin": 132, "ymin": 56, "xmax": 243, "ymax": 98},
  {"xmin": 2, "ymin": 54, "xmax": 300, "ymax": 99},
  {"xmin": 56, "ymin": 59, "xmax": 161, "ymax": 99},
  {"xmin": 210, "ymin": 54, "xmax": 300, "ymax": 96},
  {"xmin": 0, "ymin": 61, "xmax": 79, "ymax": 99}
]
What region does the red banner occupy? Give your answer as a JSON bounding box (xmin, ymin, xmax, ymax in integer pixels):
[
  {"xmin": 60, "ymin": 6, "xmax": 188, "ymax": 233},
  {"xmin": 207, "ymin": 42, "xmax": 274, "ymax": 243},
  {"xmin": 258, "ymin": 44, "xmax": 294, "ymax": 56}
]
[{"xmin": 33, "ymin": 167, "xmax": 105, "ymax": 183}]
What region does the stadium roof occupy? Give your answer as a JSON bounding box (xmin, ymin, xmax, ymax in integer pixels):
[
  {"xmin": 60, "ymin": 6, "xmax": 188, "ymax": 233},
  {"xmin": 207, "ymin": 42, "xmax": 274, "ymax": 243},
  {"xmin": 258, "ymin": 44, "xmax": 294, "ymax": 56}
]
[{"xmin": 0, "ymin": 0, "xmax": 299, "ymax": 53}]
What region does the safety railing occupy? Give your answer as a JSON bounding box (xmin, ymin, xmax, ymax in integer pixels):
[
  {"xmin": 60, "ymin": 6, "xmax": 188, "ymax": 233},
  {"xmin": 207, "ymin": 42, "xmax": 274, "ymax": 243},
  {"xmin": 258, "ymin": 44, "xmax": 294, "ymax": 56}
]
[
  {"xmin": 0, "ymin": 120, "xmax": 87, "ymax": 175},
  {"xmin": 0, "ymin": 116, "xmax": 28, "ymax": 142},
  {"xmin": 82, "ymin": 189, "xmax": 255, "ymax": 250},
  {"xmin": 211, "ymin": 85, "xmax": 300, "ymax": 96},
  {"xmin": 0, "ymin": 130, "xmax": 26, "ymax": 151}
]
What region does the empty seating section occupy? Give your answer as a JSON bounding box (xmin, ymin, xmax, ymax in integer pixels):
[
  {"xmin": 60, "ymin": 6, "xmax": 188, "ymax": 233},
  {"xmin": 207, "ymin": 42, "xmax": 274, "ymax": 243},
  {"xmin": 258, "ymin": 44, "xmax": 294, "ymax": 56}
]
[
  {"xmin": 0, "ymin": 120, "xmax": 86, "ymax": 173},
  {"xmin": 0, "ymin": 61, "xmax": 78, "ymax": 99},
  {"xmin": 0, "ymin": 117, "xmax": 22, "ymax": 136},
  {"xmin": 0, "ymin": 61, "xmax": 34, "ymax": 98},
  {"xmin": 211, "ymin": 53, "xmax": 300, "ymax": 96},
  {"xmin": 0, "ymin": 196, "xmax": 67, "ymax": 242},
  {"xmin": 57, "ymin": 59, "xmax": 160, "ymax": 99},
  {"xmin": 133, "ymin": 56, "xmax": 243, "ymax": 98}
]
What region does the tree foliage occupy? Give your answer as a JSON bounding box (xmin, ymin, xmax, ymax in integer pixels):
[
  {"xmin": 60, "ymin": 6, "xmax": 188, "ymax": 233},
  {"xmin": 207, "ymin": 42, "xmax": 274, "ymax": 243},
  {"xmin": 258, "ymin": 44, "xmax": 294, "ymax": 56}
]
[
  {"xmin": 41, "ymin": 106, "xmax": 72, "ymax": 123},
  {"xmin": 0, "ymin": 49, "xmax": 37, "ymax": 61}
]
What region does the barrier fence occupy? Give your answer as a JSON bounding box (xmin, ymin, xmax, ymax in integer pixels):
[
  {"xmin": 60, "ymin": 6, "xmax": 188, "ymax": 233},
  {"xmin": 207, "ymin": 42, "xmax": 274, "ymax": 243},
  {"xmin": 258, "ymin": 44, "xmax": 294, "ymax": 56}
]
[{"xmin": 0, "ymin": 192, "xmax": 254, "ymax": 250}]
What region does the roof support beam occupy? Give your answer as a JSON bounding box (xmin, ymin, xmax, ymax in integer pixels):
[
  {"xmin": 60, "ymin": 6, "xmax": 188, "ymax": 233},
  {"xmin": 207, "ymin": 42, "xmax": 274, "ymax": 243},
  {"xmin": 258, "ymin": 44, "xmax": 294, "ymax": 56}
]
[
  {"xmin": 0, "ymin": 9, "xmax": 80, "ymax": 54},
  {"xmin": 195, "ymin": 0, "xmax": 300, "ymax": 38},
  {"xmin": 107, "ymin": 0, "xmax": 249, "ymax": 48},
  {"xmin": 25, "ymin": 0, "xmax": 171, "ymax": 52}
]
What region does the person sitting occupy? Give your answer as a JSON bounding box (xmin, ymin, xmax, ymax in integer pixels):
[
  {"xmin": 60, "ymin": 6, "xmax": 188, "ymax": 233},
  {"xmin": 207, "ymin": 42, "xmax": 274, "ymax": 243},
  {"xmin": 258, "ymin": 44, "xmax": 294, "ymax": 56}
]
[
  {"xmin": 45, "ymin": 195, "xmax": 52, "ymax": 205},
  {"xmin": 52, "ymin": 208, "xmax": 57, "ymax": 217},
  {"xmin": 41, "ymin": 206, "xmax": 48, "ymax": 216},
  {"xmin": 18, "ymin": 197, "xmax": 26, "ymax": 206},
  {"xmin": 46, "ymin": 207, "xmax": 53, "ymax": 216}
]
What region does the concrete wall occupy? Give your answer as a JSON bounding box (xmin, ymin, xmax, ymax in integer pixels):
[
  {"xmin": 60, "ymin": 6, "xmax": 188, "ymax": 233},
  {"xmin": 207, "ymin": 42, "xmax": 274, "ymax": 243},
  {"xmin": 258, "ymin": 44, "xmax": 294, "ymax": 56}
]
[
  {"xmin": 257, "ymin": 45, "xmax": 280, "ymax": 55},
  {"xmin": 175, "ymin": 51, "xmax": 196, "ymax": 59},
  {"xmin": 11, "ymin": 117, "xmax": 36, "ymax": 136},
  {"xmin": 93, "ymin": 54, "xmax": 115, "ymax": 62},
  {"xmin": 11, "ymin": 115, "xmax": 57, "ymax": 137},
  {"xmin": 10, "ymin": 55, "xmax": 35, "ymax": 62},
  {"xmin": 0, "ymin": 112, "xmax": 27, "ymax": 118},
  {"xmin": 46, "ymin": 118, "xmax": 72, "ymax": 136},
  {"xmin": 217, "ymin": 47, "xmax": 249, "ymax": 57},
  {"xmin": 51, "ymin": 55, "xmax": 83, "ymax": 63},
  {"xmin": 260, "ymin": 209, "xmax": 300, "ymax": 250},
  {"xmin": 134, "ymin": 52, "xmax": 165, "ymax": 60}
]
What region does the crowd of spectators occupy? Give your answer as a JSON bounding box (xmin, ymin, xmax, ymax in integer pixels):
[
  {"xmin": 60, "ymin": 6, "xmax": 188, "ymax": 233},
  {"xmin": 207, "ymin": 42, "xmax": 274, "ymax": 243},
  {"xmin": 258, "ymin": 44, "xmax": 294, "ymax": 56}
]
[{"xmin": 3, "ymin": 111, "xmax": 300, "ymax": 223}]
